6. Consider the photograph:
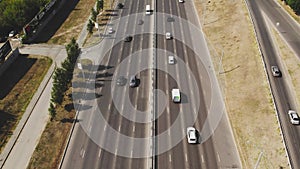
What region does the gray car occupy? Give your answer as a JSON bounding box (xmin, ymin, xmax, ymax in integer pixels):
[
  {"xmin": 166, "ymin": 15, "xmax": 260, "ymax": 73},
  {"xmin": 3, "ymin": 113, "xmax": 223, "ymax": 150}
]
[{"xmin": 271, "ymin": 66, "xmax": 281, "ymax": 77}]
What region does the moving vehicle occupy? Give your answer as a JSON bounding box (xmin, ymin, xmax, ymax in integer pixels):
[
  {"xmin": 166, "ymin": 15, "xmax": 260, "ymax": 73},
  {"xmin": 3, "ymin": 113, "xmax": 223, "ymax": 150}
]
[
  {"xmin": 168, "ymin": 56, "xmax": 175, "ymax": 64},
  {"xmin": 116, "ymin": 76, "xmax": 126, "ymax": 86},
  {"xmin": 171, "ymin": 88, "xmax": 180, "ymax": 103},
  {"xmin": 124, "ymin": 36, "xmax": 133, "ymax": 42},
  {"xmin": 146, "ymin": 5, "xmax": 151, "ymax": 15},
  {"xmin": 187, "ymin": 127, "xmax": 197, "ymax": 144},
  {"xmin": 271, "ymin": 66, "xmax": 281, "ymax": 77},
  {"xmin": 179, "ymin": 0, "xmax": 184, "ymax": 2},
  {"xmin": 108, "ymin": 27, "xmax": 114, "ymax": 34},
  {"xmin": 8, "ymin": 30, "xmax": 16, "ymax": 38},
  {"xmin": 288, "ymin": 110, "xmax": 300, "ymax": 125},
  {"xmin": 166, "ymin": 32, "xmax": 172, "ymax": 40},
  {"xmin": 129, "ymin": 75, "xmax": 138, "ymax": 87}
]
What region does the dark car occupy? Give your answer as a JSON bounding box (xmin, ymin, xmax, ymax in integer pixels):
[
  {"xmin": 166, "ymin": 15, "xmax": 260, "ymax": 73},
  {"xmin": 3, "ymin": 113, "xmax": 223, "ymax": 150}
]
[
  {"xmin": 167, "ymin": 16, "xmax": 175, "ymax": 22},
  {"xmin": 129, "ymin": 75, "xmax": 138, "ymax": 87},
  {"xmin": 117, "ymin": 3, "xmax": 124, "ymax": 9},
  {"xmin": 124, "ymin": 36, "xmax": 133, "ymax": 42},
  {"xmin": 138, "ymin": 19, "xmax": 144, "ymax": 25},
  {"xmin": 116, "ymin": 76, "xmax": 126, "ymax": 86}
]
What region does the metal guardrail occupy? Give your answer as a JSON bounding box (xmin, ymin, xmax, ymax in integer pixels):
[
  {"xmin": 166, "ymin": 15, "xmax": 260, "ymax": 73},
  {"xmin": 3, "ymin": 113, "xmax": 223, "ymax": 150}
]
[{"xmin": 152, "ymin": 0, "xmax": 157, "ymax": 168}]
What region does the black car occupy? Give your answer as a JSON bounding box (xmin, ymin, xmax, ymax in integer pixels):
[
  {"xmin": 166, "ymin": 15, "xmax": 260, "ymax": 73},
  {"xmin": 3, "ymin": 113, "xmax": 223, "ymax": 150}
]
[
  {"xmin": 124, "ymin": 36, "xmax": 133, "ymax": 42},
  {"xmin": 116, "ymin": 76, "xmax": 126, "ymax": 86},
  {"xmin": 117, "ymin": 3, "xmax": 124, "ymax": 9},
  {"xmin": 129, "ymin": 75, "xmax": 138, "ymax": 87}
]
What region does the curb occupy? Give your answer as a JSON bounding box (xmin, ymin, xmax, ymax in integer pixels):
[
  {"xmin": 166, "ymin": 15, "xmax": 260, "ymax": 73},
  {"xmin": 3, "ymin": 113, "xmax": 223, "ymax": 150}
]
[
  {"xmin": 0, "ymin": 60, "xmax": 56, "ymax": 168},
  {"xmin": 58, "ymin": 1, "xmax": 118, "ymax": 168}
]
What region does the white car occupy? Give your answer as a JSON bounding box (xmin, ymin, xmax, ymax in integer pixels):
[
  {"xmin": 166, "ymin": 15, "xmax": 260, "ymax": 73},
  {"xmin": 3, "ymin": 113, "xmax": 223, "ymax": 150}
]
[
  {"xmin": 166, "ymin": 32, "xmax": 172, "ymax": 40},
  {"xmin": 187, "ymin": 127, "xmax": 197, "ymax": 144},
  {"xmin": 179, "ymin": 0, "xmax": 184, "ymax": 2},
  {"xmin": 288, "ymin": 110, "xmax": 300, "ymax": 125},
  {"xmin": 8, "ymin": 30, "xmax": 16, "ymax": 38},
  {"xmin": 108, "ymin": 27, "xmax": 114, "ymax": 34},
  {"xmin": 168, "ymin": 56, "xmax": 175, "ymax": 64}
]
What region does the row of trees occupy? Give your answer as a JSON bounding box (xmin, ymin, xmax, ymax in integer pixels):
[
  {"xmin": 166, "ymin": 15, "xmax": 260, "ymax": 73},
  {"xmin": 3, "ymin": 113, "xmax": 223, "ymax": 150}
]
[
  {"xmin": 285, "ymin": 0, "xmax": 300, "ymax": 14},
  {"xmin": 49, "ymin": 38, "xmax": 80, "ymax": 120},
  {"xmin": 87, "ymin": 0, "xmax": 105, "ymax": 34},
  {"xmin": 0, "ymin": 0, "xmax": 50, "ymax": 37}
]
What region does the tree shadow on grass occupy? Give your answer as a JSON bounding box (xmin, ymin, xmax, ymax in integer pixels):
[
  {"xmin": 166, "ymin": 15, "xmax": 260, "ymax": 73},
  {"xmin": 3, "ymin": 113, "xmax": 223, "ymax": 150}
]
[
  {"xmin": 31, "ymin": 0, "xmax": 80, "ymax": 43},
  {"xmin": 0, "ymin": 110, "xmax": 16, "ymax": 140},
  {"xmin": 0, "ymin": 54, "xmax": 36, "ymax": 99}
]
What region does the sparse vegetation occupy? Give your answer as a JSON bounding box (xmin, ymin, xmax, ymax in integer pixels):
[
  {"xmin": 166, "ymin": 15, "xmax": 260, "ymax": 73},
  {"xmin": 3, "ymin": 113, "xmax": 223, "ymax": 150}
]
[
  {"xmin": 195, "ymin": 0, "xmax": 288, "ymax": 168},
  {"xmin": 0, "ymin": 55, "xmax": 51, "ymax": 153}
]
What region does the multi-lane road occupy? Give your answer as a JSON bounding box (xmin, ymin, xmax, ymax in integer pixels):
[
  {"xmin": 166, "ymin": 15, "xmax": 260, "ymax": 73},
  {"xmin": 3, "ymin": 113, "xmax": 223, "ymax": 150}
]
[
  {"xmin": 61, "ymin": 0, "xmax": 241, "ymax": 168},
  {"xmin": 246, "ymin": 0, "xmax": 300, "ymax": 168}
]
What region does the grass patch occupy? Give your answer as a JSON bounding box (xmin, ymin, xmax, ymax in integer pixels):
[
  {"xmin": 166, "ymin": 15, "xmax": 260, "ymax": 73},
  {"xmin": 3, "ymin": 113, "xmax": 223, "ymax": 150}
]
[
  {"xmin": 195, "ymin": 0, "xmax": 288, "ymax": 168},
  {"xmin": 47, "ymin": 0, "xmax": 97, "ymax": 45},
  {"xmin": 27, "ymin": 88, "xmax": 75, "ymax": 169},
  {"xmin": 27, "ymin": 59, "xmax": 92, "ymax": 169},
  {"xmin": 0, "ymin": 55, "xmax": 52, "ymax": 153}
]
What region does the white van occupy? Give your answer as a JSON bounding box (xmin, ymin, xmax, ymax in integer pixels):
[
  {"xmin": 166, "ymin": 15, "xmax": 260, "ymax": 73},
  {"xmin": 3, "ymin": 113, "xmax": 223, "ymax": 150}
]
[
  {"xmin": 171, "ymin": 89, "xmax": 181, "ymax": 103},
  {"xmin": 146, "ymin": 5, "xmax": 151, "ymax": 15}
]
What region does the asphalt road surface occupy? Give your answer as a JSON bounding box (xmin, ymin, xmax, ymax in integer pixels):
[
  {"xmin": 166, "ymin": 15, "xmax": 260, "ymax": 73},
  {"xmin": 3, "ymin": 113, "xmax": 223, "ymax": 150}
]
[
  {"xmin": 155, "ymin": 0, "xmax": 240, "ymax": 168},
  {"xmin": 61, "ymin": 0, "xmax": 241, "ymax": 168},
  {"xmin": 247, "ymin": 0, "xmax": 300, "ymax": 168}
]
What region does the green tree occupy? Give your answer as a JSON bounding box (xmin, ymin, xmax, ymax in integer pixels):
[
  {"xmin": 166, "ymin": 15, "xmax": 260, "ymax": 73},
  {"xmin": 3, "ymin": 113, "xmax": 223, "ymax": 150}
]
[
  {"xmin": 97, "ymin": 0, "xmax": 104, "ymax": 12},
  {"xmin": 48, "ymin": 102, "xmax": 56, "ymax": 121},
  {"xmin": 0, "ymin": 0, "xmax": 50, "ymax": 37},
  {"xmin": 91, "ymin": 8, "xmax": 97, "ymax": 22},
  {"xmin": 51, "ymin": 67, "xmax": 67, "ymax": 104},
  {"xmin": 87, "ymin": 19, "xmax": 94, "ymax": 34},
  {"xmin": 286, "ymin": 0, "xmax": 300, "ymax": 14}
]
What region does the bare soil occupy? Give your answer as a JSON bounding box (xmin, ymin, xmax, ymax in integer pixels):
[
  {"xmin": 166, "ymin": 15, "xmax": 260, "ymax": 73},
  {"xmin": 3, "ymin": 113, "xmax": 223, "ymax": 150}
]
[{"xmin": 194, "ymin": 0, "xmax": 288, "ymax": 168}]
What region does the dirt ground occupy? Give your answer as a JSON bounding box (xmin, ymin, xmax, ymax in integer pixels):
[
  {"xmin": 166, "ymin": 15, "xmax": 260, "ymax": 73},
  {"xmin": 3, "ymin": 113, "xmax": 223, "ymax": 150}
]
[{"xmin": 194, "ymin": 0, "xmax": 289, "ymax": 168}]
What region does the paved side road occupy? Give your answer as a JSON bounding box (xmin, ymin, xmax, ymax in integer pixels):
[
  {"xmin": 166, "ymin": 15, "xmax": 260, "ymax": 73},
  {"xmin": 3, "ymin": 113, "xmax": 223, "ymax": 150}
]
[{"xmin": 0, "ymin": 45, "xmax": 67, "ymax": 169}]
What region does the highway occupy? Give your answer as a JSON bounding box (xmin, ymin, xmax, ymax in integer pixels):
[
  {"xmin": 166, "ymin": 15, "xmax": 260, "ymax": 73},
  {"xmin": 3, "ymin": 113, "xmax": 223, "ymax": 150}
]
[
  {"xmin": 155, "ymin": 0, "xmax": 241, "ymax": 168},
  {"xmin": 246, "ymin": 0, "xmax": 300, "ymax": 168},
  {"xmin": 61, "ymin": 0, "xmax": 241, "ymax": 168},
  {"xmin": 62, "ymin": 0, "xmax": 153, "ymax": 168}
]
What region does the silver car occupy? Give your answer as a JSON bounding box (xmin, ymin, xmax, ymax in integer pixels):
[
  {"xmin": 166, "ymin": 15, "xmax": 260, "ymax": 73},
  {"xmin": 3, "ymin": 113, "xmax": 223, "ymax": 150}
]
[{"xmin": 271, "ymin": 66, "xmax": 281, "ymax": 77}]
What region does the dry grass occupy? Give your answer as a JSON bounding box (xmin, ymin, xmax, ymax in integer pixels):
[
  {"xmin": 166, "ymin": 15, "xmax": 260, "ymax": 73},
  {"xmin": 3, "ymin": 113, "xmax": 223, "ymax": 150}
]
[
  {"xmin": 48, "ymin": 0, "xmax": 96, "ymax": 45},
  {"xmin": 27, "ymin": 59, "xmax": 92, "ymax": 169},
  {"xmin": 0, "ymin": 55, "xmax": 52, "ymax": 153},
  {"xmin": 272, "ymin": 29, "xmax": 300, "ymax": 114},
  {"xmin": 27, "ymin": 88, "xmax": 75, "ymax": 169},
  {"xmin": 195, "ymin": 0, "xmax": 288, "ymax": 168},
  {"xmin": 83, "ymin": 0, "xmax": 115, "ymax": 47}
]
